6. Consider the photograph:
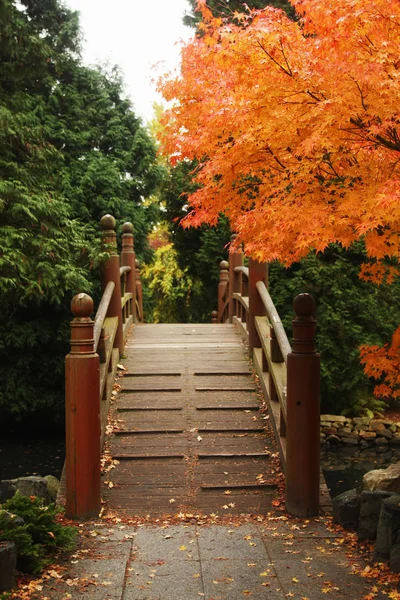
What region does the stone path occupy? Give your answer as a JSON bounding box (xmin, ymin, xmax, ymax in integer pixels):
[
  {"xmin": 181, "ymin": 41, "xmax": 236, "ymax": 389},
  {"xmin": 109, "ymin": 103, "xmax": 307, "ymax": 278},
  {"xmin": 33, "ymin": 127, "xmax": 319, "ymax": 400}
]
[{"xmin": 27, "ymin": 518, "xmax": 395, "ymax": 600}]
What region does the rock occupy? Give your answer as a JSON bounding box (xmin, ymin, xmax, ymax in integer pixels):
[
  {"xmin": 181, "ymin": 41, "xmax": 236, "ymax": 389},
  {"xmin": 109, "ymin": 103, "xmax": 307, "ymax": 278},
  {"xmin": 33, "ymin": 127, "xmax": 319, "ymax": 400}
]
[
  {"xmin": 354, "ymin": 417, "xmax": 371, "ymax": 426},
  {"xmin": 321, "ymin": 414, "xmax": 347, "ymax": 423},
  {"xmin": 390, "ymin": 542, "xmax": 400, "ymax": 572},
  {"xmin": 390, "ymin": 424, "xmax": 398, "ymax": 433},
  {"xmin": 377, "ymin": 463, "xmax": 400, "ymax": 493},
  {"xmin": 322, "ymin": 427, "xmax": 337, "ymax": 436},
  {"xmin": 0, "ymin": 480, "xmax": 17, "ymax": 503},
  {"xmin": 357, "ymin": 491, "xmax": 395, "ymax": 541},
  {"xmin": 15, "ymin": 476, "xmax": 49, "ymax": 502},
  {"xmin": 374, "ymin": 495, "xmax": 400, "ymax": 561},
  {"xmin": 44, "ymin": 475, "xmax": 60, "ymax": 502},
  {"xmin": 325, "ymin": 435, "xmax": 341, "ymax": 445},
  {"xmin": 378, "ymin": 429, "xmax": 393, "ymax": 440},
  {"xmin": 370, "ymin": 420, "xmax": 386, "ymax": 432},
  {"xmin": 332, "ymin": 489, "xmax": 361, "ymax": 530},
  {"xmin": 337, "ymin": 430, "xmax": 359, "ymax": 442},
  {"xmin": 360, "ymin": 431, "xmax": 376, "ymax": 440},
  {"xmin": 375, "ymin": 436, "xmax": 389, "ymax": 446},
  {"xmin": 363, "ymin": 468, "xmax": 388, "ymax": 491},
  {"xmin": 0, "ymin": 541, "xmax": 17, "ymax": 591},
  {"xmin": 392, "ymin": 433, "xmax": 400, "ymax": 445}
]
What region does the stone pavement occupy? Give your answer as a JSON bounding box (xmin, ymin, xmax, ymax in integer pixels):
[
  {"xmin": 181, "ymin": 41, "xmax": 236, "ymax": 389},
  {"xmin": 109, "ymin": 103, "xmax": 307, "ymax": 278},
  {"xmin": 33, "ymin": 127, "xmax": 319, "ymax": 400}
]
[{"xmin": 26, "ymin": 517, "xmax": 398, "ymax": 600}]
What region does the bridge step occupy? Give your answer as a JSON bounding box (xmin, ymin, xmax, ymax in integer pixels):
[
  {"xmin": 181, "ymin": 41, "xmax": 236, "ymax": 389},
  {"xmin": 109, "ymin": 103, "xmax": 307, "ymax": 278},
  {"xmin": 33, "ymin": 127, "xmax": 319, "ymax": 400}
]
[{"xmin": 103, "ymin": 323, "xmax": 280, "ymax": 516}]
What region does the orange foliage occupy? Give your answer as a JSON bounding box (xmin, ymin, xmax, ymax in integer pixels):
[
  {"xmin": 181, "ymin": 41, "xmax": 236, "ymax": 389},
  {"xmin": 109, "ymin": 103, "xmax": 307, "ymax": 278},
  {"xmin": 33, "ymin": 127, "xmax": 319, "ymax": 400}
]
[
  {"xmin": 158, "ymin": 0, "xmax": 400, "ymax": 399},
  {"xmin": 158, "ymin": 0, "xmax": 400, "ymax": 267},
  {"xmin": 360, "ymin": 327, "xmax": 400, "ymax": 399}
]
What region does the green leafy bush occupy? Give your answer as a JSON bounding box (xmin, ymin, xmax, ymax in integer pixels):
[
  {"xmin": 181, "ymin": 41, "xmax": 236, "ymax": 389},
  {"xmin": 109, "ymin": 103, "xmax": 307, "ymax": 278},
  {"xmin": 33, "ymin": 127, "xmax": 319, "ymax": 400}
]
[
  {"xmin": 0, "ymin": 494, "xmax": 76, "ymax": 574},
  {"xmin": 269, "ymin": 243, "xmax": 400, "ymax": 416}
]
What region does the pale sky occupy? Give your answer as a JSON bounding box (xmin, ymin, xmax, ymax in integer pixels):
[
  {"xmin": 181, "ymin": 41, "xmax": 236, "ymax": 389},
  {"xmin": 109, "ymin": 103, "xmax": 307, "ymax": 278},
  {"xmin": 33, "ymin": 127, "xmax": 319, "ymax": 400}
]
[{"xmin": 65, "ymin": 0, "xmax": 193, "ymax": 123}]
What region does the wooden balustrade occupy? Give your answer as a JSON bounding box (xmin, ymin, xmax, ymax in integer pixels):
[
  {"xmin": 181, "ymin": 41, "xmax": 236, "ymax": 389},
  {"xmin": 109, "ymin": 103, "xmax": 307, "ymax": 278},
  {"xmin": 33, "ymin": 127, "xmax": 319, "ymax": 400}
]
[
  {"xmin": 65, "ymin": 215, "xmax": 142, "ymax": 519},
  {"xmin": 216, "ymin": 252, "xmax": 320, "ymax": 517}
]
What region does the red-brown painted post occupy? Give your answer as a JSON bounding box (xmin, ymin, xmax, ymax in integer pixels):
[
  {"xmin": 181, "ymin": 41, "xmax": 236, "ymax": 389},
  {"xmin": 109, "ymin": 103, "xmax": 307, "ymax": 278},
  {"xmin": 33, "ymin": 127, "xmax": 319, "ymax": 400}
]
[
  {"xmin": 285, "ymin": 293, "xmax": 320, "ymax": 517},
  {"xmin": 65, "ymin": 293, "xmax": 101, "ymax": 519},
  {"xmin": 229, "ymin": 235, "xmax": 244, "ymax": 322},
  {"xmin": 100, "ymin": 215, "xmax": 124, "ymax": 355},
  {"xmin": 121, "ymin": 222, "xmax": 136, "ymax": 323},
  {"xmin": 248, "ymin": 258, "xmax": 268, "ymax": 355},
  {"xmin": 135, "ymin": 259, "xmax": 143, "ymax": 321},
  {"xmin": 218, "ymin": 260, "xmax": 229, "ymax": 322}
]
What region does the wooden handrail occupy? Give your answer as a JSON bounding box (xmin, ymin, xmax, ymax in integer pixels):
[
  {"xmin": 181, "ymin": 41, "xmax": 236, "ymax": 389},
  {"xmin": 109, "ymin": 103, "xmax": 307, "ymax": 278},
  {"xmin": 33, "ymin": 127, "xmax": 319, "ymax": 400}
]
[
  {"xmin": 93, "ymin": 281, "xmax": 115, "ymax": 351},
  {"xmin": 120, "ymin": 266, "xmax": 131, "ymax": 277},
  {"xmin": 65, "ymin": 215, "xmax": 143, "ymax": 519},
  {"xmin": 216, "ymin": 248, "xmax": 321, "ymax": 517},
  {"xmin": 234, "ymin": 265, "xmax": 249, "ymax": 279},
  {"xmin": 256, "ymin": 281, "xmax": 291, "ymax": 364}
]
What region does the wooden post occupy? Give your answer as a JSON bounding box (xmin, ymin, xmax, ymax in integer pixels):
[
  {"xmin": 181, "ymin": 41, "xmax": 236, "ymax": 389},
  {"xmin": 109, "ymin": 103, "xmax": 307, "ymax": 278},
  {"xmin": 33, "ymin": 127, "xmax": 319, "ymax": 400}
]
[
  {"xmin": 229, "ymin": 234, "xmax": 244, "ymax": 322},
  {"xmin": 135, "ymin": 259, "xmax": 143, "ymax": 322},
  {"xmin": 218, "ymin": 260, "xmax": 229, "ymax": 322},
  {"xmin": 121, "ymin": 222, "xmax": 136, "ymax": 323},
  {"xmin": 211, "ymin": 310, "xmax": 218, "ymax": 324},
  {"xmin": 285, "ymin": 293, "xmax": 320, "ymax": 517},
  {"xmin": 65, "ymin": 293, "xmax": 101, "ymax": 519},
  {"xmin": 100, "ymin": 215, "xmax": 124, "ymax": 355},
  {"xmin": 248, "ymin": 258, "xmax": 268, "ymax": 355}
]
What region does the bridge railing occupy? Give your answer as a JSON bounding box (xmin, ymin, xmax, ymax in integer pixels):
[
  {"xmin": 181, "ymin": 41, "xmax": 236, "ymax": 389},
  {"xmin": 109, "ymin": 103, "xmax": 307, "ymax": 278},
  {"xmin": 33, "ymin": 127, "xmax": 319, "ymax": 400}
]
[
  {"xmin": 217, "ymin": 238, "xmax": 321, "ymax": 517},
  {"xmin": 65, "ymin": 215, "xmax": 142, "ymax": 519}
]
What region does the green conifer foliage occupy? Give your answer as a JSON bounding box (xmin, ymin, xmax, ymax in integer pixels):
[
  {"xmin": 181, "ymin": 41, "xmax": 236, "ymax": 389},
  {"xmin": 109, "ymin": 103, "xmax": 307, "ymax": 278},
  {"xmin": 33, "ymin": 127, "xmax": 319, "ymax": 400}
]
[{"xmin": 0, "ymin": 0, "xmax": 162, "ymax": 423}]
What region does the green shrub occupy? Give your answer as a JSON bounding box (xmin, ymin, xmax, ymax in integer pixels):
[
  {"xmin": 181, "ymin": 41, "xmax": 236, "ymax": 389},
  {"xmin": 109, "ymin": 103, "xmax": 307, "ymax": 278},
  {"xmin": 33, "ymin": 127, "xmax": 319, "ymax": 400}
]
[{"xmin": 0, "ymin": 494, "xmax": 76, "ymax": 574}]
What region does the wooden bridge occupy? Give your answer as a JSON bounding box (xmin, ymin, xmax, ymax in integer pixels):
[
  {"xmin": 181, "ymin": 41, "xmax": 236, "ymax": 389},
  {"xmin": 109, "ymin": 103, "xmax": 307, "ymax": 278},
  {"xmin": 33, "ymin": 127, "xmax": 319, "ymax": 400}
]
[{"xmin": 64, "ymin": 216, "xmax": 327, "ymax": 520}]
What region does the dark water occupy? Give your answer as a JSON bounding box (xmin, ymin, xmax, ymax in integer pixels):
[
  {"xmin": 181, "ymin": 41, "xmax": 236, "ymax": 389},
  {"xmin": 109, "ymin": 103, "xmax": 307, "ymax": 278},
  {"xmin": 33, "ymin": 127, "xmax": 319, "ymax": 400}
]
[
  {"xmin": 0, "ymin": 434, "xmax": 65, "ymax": 481},
  {"xmin": 321, "ymin": 446, "xmax": 400, "ymax": 498},
  {"xmin": 0, "ymin": 431, "xmax": 399, "ymax": 499}
]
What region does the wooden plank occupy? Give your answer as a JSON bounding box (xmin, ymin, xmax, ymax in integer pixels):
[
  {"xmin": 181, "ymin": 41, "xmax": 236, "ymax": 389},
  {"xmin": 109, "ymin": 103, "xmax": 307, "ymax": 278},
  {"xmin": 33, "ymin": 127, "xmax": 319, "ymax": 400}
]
[{"xmin": 101, "ymin": 322, "xmax": 284, "ymax": 515}]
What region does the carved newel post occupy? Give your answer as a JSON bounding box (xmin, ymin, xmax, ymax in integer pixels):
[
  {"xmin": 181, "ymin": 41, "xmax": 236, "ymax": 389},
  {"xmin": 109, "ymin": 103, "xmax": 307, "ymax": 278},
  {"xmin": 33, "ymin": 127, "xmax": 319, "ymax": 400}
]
[
  {"xmin": 120, "ymin": 221, "xmax": 137, "ymax": 322},
  {"xmin": 65, "ymin": 293, "xmax": 101, "ymax": 519},
  {"xmin": 218, "ymin": 260, "xmax": 229, "ymax": 322},
  {"xmin": 286, "ymin": 293, "xmax": 320, "ymax": 517},
  {"xmin": 100, "ymin": 215, "xmax": 124, "ymax": 354}
]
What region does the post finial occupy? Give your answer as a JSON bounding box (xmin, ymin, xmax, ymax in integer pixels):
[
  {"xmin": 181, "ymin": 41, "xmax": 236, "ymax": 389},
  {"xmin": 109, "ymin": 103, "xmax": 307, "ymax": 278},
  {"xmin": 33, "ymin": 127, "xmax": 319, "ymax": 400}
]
[
  {"xmin": 293, "ymin": 293, "xmax": 316, "ymax": 318},
  {"xmin": 71, "ymin": 293, "xmax": 94, "ymax": 318},
  {"xmin": 100, "ymin": 214, "xmax": 116, "ymax": 231},
  {"xmin": 122, "ymin": 222, "xmax": 134, "ymax": 234},
  {"xmin": 220, "ymin": 260, "xmax": 229, "ymax": 270}
]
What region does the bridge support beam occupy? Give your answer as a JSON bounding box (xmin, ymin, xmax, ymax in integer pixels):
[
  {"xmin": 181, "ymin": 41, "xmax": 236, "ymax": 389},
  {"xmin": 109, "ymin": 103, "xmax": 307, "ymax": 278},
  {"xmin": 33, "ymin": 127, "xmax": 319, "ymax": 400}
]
[
  {"xmin": 100, "ymin": 215, "xmax": 124, "ymax": 355},
  {"xmin": 248, "ymin": 258, "xmax": 268, "ymax": 355},
  {"xmin": 65, "ymin": 294, "xmax": 101, "ymax": 519},
  {"xmin": 286, "ymin": 293, "xmax": 320, "ymax": 517},
  {"xmin": 218, "ymin": 260, "xmax": 229, "ymax": 322},
  {"xmin": 121, "ymin": 222, "xmax": 137, "ymax": 323},
  {"xmin": 229, "ymin": 235, "xmax": 244, "ymax": 323}
]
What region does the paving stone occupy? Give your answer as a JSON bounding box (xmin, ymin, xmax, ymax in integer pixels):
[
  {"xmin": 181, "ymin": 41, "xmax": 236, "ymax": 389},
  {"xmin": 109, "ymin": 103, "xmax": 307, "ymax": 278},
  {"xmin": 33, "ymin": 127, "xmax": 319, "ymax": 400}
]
[
  {"xmin": 124, "ymin": 558, "xmax": 202, "ymax": 600},
  {"xmin": 134, "ymin": 526, "xmax": 199, "ymax": 563},
  {"xmin": 196, "ymin": 524, "xmax": 266, "ymax": 560},
  {"xmin": 201, "ymin": 558, "xmax": 283, "ymax": 599}
]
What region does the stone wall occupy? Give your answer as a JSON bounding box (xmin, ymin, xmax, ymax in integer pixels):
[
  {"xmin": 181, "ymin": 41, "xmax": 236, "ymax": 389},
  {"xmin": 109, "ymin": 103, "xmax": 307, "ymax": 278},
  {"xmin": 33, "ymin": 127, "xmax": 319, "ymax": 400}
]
[{"xmin": 321, "ymin": 415, "xmax": 400, "ymax": 447}]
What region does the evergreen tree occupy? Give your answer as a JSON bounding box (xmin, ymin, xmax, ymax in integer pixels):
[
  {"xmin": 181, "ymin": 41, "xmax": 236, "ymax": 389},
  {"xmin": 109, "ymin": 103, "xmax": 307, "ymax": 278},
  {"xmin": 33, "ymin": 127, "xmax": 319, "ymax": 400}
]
[{"xmin": 0, "ymin": 0, "xmax": 162, "ymax": 423}]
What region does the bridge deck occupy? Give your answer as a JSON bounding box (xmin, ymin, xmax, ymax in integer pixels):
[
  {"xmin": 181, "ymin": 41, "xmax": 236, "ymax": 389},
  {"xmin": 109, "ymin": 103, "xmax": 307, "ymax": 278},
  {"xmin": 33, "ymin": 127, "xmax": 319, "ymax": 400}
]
[{"xmin": 102, "ymin": 323, "xmax": 281, "ymax": 516}]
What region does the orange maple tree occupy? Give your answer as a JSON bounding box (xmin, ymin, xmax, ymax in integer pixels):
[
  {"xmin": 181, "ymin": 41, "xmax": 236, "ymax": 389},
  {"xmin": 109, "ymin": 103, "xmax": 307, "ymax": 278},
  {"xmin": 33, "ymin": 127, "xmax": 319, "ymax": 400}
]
[{"xmin": 158, "ymin": 0, "xmax": 400, "ymax": 398}]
